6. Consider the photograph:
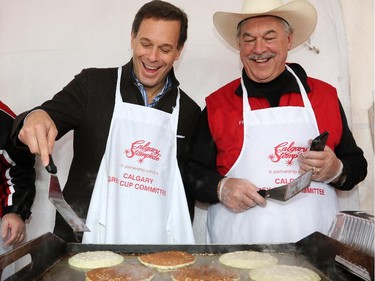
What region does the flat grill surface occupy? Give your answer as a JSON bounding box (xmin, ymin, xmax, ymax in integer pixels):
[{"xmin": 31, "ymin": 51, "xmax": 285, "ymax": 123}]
[
  {"xmin": 0, "ymin": 232, "xmax": 371, "ymax": 281},
  {"xmin": 36, "ymin": 251, "xmax": 328, "ymax": 281}
]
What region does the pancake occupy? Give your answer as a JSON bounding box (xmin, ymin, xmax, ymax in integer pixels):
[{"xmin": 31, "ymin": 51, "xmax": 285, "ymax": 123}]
[
  {"xmin": 138, "ymin": 251, "xmax": 195, "ymax": 271},
  {"xmin": 219, "ymin": 251, "xmax": 278, "ymax": 269},
  {"xmin": 171, "ymin": 264, "xmax": 240, "ymax": 281},
  {"xmin": 68, "ymin": 251, "xmax": 124, "ymax": 269},
  {"xmin": 249, "ymin": 264, "xmax": 321, "ymax": 281},
  {"xmin": 85, "ymin": 264, "xmax": 154, "ymax": 281}
]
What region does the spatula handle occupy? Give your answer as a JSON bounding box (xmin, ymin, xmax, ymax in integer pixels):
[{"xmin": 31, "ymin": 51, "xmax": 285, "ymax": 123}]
[
  {"xmin": 45, "ymin": 155, "xmax": 57, "ymax": 174},
  {"xmin": 258, "ymin": 189, "xmax": 268, "ymax": 198}
]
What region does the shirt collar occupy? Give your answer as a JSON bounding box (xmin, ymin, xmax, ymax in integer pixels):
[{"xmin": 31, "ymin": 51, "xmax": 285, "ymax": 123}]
[{"xmin": 132, "ymin": 72, "xmax": 172, "ymax": 108}]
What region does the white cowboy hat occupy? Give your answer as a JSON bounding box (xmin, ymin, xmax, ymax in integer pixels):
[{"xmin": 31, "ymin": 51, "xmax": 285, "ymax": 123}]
[{"xmin": 213, "ymin": 0, "xmax": 317, "ymax": 50}]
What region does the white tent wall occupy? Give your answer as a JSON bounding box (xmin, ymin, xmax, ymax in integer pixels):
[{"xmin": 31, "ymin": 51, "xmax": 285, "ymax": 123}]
[
  {"xmin": 0, "ymin": 0, "xmax": 373, "ymax": 248},
  {"xmin": 340, "ymin": 0, "xmax": 374, "ymax": 213}
]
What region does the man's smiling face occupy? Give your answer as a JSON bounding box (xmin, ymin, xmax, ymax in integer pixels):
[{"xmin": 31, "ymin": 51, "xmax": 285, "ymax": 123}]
[
  {"xmin": 238, "ymin": 16, "xmax": 292, "ymax": 83},
  {"xmin": 131, "ymin": 18, "xmax": 183, "ymax": 96}
]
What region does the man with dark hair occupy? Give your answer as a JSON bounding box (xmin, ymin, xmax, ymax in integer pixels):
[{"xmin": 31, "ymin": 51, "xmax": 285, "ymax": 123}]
[{"xmin": 13, "ymin": 0, "xmax": 200, "ymax": 244}]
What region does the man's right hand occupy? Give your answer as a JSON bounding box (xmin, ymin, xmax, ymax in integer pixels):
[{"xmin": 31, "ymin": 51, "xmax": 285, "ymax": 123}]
[
  {"xmin": 218, "ymin": 177, "xmax": 266, "ymax": 212},
  {"xmin": 18, "ymin": 110, "xmax": 58, "ymax": 167}
]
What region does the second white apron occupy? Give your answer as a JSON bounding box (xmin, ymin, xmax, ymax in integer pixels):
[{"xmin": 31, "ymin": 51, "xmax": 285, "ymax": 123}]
[
  {"xmin": 83, "ymin": 67, "xmax": 194, "ymax": 244},
  {"xmin": 207, "ymin": 66, "xmax": 339, "ymax": 244}
]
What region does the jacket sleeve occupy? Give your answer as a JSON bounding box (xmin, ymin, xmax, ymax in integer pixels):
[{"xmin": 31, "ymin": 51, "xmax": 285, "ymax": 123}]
[
  {"xmin": 332, "ymin": 102, "xmax": 367, "ymax": 190},
  {"xmin": 182, "ymin": 108, "xmax": 223, "ymax": 204},
  {"xmin": 11, "ymin": 68, "xmax": 97, "ymax": 143},
  {"xmin": 7, "ymin": 71, "xmax": 91, "ymax": 221},
  {"xmin": 2, "ymin": 117, "xmax": 36, "ymax": 221}
]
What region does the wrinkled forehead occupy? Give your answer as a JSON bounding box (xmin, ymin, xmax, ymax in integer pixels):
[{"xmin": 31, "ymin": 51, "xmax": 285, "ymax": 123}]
[
  {"xmin": 237, "ymin": 15, "xmax": 290, "ymax": 31},
  {"xmin": 236, "ymin": 15, "xmax": 292, "ymax": 38}
]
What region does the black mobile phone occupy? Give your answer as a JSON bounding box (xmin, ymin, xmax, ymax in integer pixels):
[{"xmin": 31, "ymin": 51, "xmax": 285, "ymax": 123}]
[{"xmin": 310, "ymin": 131, "xmax": 329, "ymax": 151}]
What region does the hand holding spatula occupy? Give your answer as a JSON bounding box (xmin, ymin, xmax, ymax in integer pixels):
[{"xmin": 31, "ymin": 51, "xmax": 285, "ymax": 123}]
[{"xmin": 258, "ymin": 169, "xmax": 313, "ymax": 202}]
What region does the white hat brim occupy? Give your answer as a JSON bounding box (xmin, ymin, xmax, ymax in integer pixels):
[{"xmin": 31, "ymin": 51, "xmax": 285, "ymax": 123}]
[{"xmin": 213, "ymin": 0, "xmax": 317, "ymax": 50}]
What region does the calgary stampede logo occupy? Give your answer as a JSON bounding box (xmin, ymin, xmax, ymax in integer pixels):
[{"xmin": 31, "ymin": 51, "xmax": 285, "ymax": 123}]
[
  {"xmin": 125, "ymin": 140, "xmax": 161, "ymax": 164},
  {"xmin": 268, "ymin": 141, "xmax": 308, "ymax": 166}
]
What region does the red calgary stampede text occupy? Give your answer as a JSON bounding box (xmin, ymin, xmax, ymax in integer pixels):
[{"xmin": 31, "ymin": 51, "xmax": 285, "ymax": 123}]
[
  {"xmin": 125, "ymin": 140, "xmax": 161, "ymax": 162},
  {"xmin": 270, "ymin": 141, "xmax": 307, "ymax": 163}
]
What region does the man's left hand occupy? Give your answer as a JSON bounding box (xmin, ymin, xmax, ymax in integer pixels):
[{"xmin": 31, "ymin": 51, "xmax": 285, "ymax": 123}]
[
  {"xmin": 1, "ymin": 213, "xmax": 26, "ymax": 247},
  {"xmin": 298, "ymin": 145, "xmax": 341, "ymax": 182}
]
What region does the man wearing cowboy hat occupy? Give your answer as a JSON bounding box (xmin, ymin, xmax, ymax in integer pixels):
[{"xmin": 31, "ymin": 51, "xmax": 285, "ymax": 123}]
[{"xmin": 184, "ymin": 0, "xmax": 367, "ymax": 244}]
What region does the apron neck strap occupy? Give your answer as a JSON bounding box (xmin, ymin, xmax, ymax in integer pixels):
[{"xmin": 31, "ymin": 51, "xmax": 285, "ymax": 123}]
[
  {"xmin": 241, "ymin": 65, "xmax": 312, "ymax": 111},
  {"xmin": 285, "ymin": 65, "xmax": 310, "ymax": 107},
  {"xmin": 115, "ymin": 67, "xmax": 123, "ymax": 102}
]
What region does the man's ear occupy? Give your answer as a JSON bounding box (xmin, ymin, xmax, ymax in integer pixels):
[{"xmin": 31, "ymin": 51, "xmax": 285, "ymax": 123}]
[
  {"xmin": 287, "ymin": 33, "xmax": 293, "ymax": 50},
  {"xmin": 130, "ymin": 32, "xmax": 136, "ymax": 49},
  {"xmin": 175, "ymin": 44, "xmax": 184, "ymax": 61}
]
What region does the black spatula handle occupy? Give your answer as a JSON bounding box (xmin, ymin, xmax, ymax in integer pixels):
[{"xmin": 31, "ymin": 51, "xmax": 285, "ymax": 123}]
[
  {"xmin": 258, "ymin": 189, "xmax": 267, "ymax": 198},
  {"xmin": 45, "ymin": 155, "xmax": 57, "ymax": 174}
]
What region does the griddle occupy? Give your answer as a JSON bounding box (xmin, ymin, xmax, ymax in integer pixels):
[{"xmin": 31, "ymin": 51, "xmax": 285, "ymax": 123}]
[{"xmin": 0, "ymin": 232, "xmax": 372, "ymax": 281}]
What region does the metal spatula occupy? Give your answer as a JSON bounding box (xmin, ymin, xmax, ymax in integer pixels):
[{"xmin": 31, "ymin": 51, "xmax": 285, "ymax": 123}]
[
  {"xmin": 46, "ymin": 155, "xmax": 90, "ymax": 232},
  {"xmin": 258, "ymin": 169, "xmax": 313, "ymax": 202}
]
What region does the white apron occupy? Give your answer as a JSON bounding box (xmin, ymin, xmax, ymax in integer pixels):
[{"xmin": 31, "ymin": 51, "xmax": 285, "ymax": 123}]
[
  {"xmin": 83, "ymin": 67, "xmax": 194, "ymax": 244},
  {"xmin": 207, "ymin": 66, "xmax": 339, "ymax": 244}
]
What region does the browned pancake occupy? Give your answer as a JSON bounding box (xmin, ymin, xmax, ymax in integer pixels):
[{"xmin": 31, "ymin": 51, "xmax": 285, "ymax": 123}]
[
  {"xmin": 85, "ymin": 264, "xmax": 154, "ymax": 281},
  {"xmin": 171, "ymin": 264, "xmax": 240, "ymax": 281},
  {"xmin": 138, "ymin": 251, "xmax": 195, "ymax": 271}
]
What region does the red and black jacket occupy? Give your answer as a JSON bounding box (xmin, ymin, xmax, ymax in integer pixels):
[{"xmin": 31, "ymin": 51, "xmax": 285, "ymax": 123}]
[{"xmin": 0, "ymin": 101, "xmax": 35, "ymax": 220}]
